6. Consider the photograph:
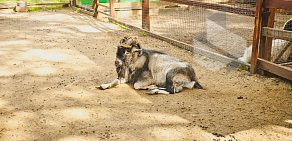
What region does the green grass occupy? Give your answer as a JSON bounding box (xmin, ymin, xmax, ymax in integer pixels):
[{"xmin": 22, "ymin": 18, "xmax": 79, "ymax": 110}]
[
  {"xmin": 238, "ymin": 65, "xmax": 249, "ymax": 72},
  {"xmin": 28, "ymin": 5, "xmax": 63, "ymax": 12},
  {"xmin": 74, "ymin": 7, "xmax": 80, "ymax": 13}
]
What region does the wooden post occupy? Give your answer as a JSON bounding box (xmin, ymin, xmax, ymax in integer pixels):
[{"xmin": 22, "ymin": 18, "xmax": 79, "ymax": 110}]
[
  {"xmin": 109, "ymin": 0, "xmax": 114, "ymax": 17},
  {"xmin": 258, "ymin": 8, "xmax": 275, "ymax": 62},
  {"xmin": 93, "ymin": 0, "xmax": 98, "ymax": 17},
  {"xmin": 250, "ymin": 0, "xmax": 264, "ymax": 74},
  {"xmin": 142, "ymin": 0, "xmax": 150, "ymax": 31},
  {"xmin": 258, "ymin": 8, "xmax": 269, "ymax": 60},
  {"xmin": 263, "ymin": 8, "xmax": 275, "ymax": 61},
  {"xmin": 72, "ymin": 0, "xmax": 76, "ymax": 7}
]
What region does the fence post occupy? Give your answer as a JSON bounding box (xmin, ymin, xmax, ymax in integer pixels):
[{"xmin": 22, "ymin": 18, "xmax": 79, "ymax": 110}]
[
  {"xmin": 262, "ymin": 8, "xmax": 275, "ymax": 61},
  {"xmin": 142, "ymin": 0, "xmax": 150, "ymax": 31},
  {"xmin": 93, "ymin": 0, "xmax": 98, "ymax": 17},
  {"xmin": 72, "ymin": 0, "xmax": 76, "ymax": 7},
  {"xmin": 110, "ymin": 0, "xmax": 114, "ymax": 17},
  {"xmin": 250, "ymin": 0, "xmax": 264, "ymax": 74}
]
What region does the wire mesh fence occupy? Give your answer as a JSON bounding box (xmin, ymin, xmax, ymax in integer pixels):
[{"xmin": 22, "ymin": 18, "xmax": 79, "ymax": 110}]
[
  {"xmin": 149, "ymin": 0, "xmax": 256, "ymax": 59},
  {"xmin": 271, "ymin": 12, "xmax": 292, "ymax": 64},
  {"xmin": 75, "ymin": 0, "xmax": 291, "ymax": 66}
]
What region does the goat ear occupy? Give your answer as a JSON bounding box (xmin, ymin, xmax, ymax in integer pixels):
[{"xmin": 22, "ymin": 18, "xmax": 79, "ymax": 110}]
[
  {"xmin": 137, "ymin": 49, "xmax": 143, "ymax": 56},
  {"xmin": 124, "ymin": 35, "xmax": 129, "ymax": 39},
  {"xmin": 136, "ymin": 43, "xmax": 142, "ymax": 49},
  {"xmin": 131, "ymin": 48, "xmax": 142, "ymax": 56}
]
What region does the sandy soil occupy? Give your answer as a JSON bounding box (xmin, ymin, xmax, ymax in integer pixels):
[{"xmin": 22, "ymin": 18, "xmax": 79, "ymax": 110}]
[{"xmin": 0, "ymin": 8, "xmax": 291, "ymax": 141}]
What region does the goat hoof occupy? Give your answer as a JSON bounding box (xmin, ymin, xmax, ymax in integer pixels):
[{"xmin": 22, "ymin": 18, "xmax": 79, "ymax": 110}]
[
  {"xmin": 146, "ymin": 90, "xmax": 158, "ymax": 95},
  {"xmin": 96, "ymin": 84, "xmax": 109, "ymax": 90}
]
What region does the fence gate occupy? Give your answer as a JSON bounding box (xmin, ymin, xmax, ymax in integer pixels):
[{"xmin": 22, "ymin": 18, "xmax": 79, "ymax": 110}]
[{"xmin": 250, "ymin": 0, "xmax": 292, "ymax": 81}]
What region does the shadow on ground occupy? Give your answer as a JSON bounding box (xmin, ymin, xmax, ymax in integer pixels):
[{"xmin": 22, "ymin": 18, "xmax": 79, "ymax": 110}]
[{"xmin": 0, "ymin": 9, "xmax": 291, "ymax": 141}]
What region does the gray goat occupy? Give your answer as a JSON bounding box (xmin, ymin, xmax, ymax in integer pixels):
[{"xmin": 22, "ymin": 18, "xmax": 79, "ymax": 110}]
[{"xmin": 97, "ymin": 36, "xmax": 203, "ymax": 94}]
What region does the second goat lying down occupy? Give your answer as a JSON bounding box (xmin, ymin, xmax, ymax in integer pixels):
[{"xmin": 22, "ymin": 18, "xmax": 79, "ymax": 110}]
[{"xmin": 97, "ymin": 36, "xmax": 203, "ymax": 94}]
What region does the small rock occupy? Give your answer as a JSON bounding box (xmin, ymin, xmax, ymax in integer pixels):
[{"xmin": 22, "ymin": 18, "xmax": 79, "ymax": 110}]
[{"xmin": 237, "ymin": 96, "xmax": 244, "ymax": 99}]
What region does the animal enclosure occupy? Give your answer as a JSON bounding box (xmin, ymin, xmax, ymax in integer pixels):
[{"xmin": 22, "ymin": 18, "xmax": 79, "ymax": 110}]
[
  {"xmin": 74, "ymin": 0, "xmax": 292, "ymax": 80},
  {"xmin": 1, "ymin": 0, "xmax": 292, "ymax": 140}
]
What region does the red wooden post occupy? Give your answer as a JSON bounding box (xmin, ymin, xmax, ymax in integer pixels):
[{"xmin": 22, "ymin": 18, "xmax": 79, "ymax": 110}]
[
  {"xmin": 250, "ymin": 0, "xmax": 264, "ymax": 74},
  {"xmin": 258, "ymin": 8, "xmax": 269, "ymax": 60},
  {"xmin": 142, "ymin": 0, "xmax": 150, "ymax": 31},
  {"xmin": 263, "ymin": 8, "xmax": 275, "ymax": 61},
  {"xmin": 109, "ymin": 0, "xmax": 114, "ymax": 17},
  {"xmin": 93, "ymin": 0, "xmax": 99, "ymax": 17}
]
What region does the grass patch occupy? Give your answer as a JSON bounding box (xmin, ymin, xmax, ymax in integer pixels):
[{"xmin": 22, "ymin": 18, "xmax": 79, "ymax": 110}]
[
  {"xmin": 74, "ymin": 7, "xmax": 81, "ymax": 13},
  {"xmin": 238, "ymin": 65, "xmax": 249, "ymax": 72},
  {"xmin": 28, "ymin": 5, "xmax": 63, "ymax": 12},
  {"xmin": 111, "ymin": 21, "xmax": 128, "ymax": 30},
  {"xmin": 140, "ymin": 31, "xmax": 146, "ymax": 36}
]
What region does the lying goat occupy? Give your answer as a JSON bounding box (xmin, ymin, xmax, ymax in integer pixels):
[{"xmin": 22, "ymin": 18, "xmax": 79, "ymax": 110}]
[
  {"xmin": 97, "ymin": 36, "xmax": 203, "ymax": 94},
  {"xmin": 238, "ymin": 18, "xmax": 292, "ymax": 63}
]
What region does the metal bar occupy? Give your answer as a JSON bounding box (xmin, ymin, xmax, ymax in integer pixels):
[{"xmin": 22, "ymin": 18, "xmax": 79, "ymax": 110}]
[
  {"xmin": 250, "ymin": 0, "xmax": 264, "ymax": 74},
  {"xmin": 162, "ymin": 0, "xmax": 255, "ymax": 17},
  {"xmin": 257, "ymin": 58, "xmax": 292, "ymax": 81},
  {"xmin": 280, "ymin": 62, "xmax": 292, "ymax": 66},
  {"xmin": 142, "ymin": 0, "xmax": 150, "ymax": 31},
  {"xmin": 263, "ymin": 0, "xmax": 292, "ymax": 10},
  {"xmin": 262, "ymin": 27, "xmax": 292, "ymax": 41}
]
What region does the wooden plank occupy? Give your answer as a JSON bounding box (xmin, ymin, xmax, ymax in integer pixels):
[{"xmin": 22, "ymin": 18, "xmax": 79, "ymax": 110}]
[
  {"xmin": 76, "ymin": 5, "xmax": 109, "ymax": 16},
  {"xmin": 97, "ymin": 4, "xmax": 109, "ymax": 9},
  {"xmin": 273, "ymin": 41, "xmax": 292, "ymax": 63},
  {"xmin": 109, "ymin": 0, "xmax": 114, "ymax": 17},
  {"xmin": 250, "ymin": 0, "xmax": 264, "ymax": 74},
  {"xmin": 263, "ymin": 0, "xmax": 292, "ymax": 10},
  {"xmin": 258, "ymin": 58, "xmax": 292, "ymax": 81},
  {"xmin": 142, "ymin": 0, "xmax": 150, "ymax": 31},
  {"xmin": 262, "ymin": 27, "xmax": 292, "ymax": 41},
  {"xmin": 162, "ymin": 0, "xmax": 255, "ymax": 17},
  {"xmin": 0, "ymin": 3, "xmax": 70, "ymax": 9},
  {"xmin": 29, "ymin": 2, "xmax": 69, "ymax": 6},
  {"xmin": 0, "ymin": 7, "xmax": 14, "ymax": 9}
]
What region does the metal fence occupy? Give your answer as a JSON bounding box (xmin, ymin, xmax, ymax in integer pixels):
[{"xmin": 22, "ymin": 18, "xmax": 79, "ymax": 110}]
[
  {"xmin": 100, "ymin": 0, "xmax": 290, "ymax": 62},
  {"xmin": 74, "ymin": 0, "xmax": 292, "ymax": 79},
  {"xmin": 149, "ymin": 0, "xmax": 256, "ymax": 59}
]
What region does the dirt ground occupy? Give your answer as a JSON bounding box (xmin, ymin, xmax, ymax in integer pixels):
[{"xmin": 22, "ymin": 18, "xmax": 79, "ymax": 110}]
[{"xmin": 0, "ymin": 8, "xmax": 291, "ymax": 141}]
